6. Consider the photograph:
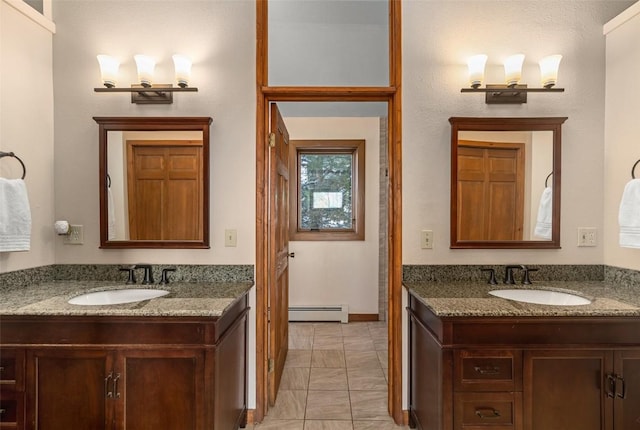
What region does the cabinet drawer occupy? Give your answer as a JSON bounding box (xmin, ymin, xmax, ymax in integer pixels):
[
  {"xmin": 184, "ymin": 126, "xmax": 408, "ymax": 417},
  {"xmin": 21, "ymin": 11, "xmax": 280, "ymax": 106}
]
[
  {"xmin": 0, "ymin": 399, "xmax": 17, "ymax": 424},
  {"xmin": 0, "ymin": 355, "xmax": 16, "ymax": 382},
  {"xmin": 454, "ymin": 392, "xmax": 522, "ymax": 430},
  {"xmin": 455, "ymin": 350, "xmax": 522, "ymax": 391}
]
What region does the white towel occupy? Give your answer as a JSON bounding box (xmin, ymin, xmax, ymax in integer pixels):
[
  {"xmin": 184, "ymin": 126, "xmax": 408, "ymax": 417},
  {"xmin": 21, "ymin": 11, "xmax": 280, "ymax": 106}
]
[
  {"xmin": 107, "ymin": 187, "xmax": 117, "ymax": 240},
  {"xmin": 534, "ymin": 187, "xmax": 553, "ymax": 239},
  {"xmin": 0, "ymin": 178, "xmax": 32, "ymax": 252},
  {"xmin": 619, "ymin": 178, "xmax": 640, "ymax": 248}
]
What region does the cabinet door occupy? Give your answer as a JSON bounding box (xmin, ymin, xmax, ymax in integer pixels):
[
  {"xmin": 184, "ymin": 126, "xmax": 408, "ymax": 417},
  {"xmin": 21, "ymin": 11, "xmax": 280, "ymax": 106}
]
[
  {"xmin": 614, "ymin": 350, "xmax": 640, "ymax": 430},
  {"xmin": 117, "ymin": 349, "xmax": 204, "ymax": 430},
  {"xmin": 26, "ymin": 349, "xmax": 112, "ymax": 430},
  {"xmin": 524, "ymin": 350, "xmax": 613, "ymax": 430}
]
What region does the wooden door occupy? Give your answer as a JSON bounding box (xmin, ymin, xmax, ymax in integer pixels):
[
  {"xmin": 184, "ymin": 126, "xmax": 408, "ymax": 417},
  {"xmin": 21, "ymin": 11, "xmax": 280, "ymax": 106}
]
[
  {"xmin": 26, "ymin": 349, "xmax": 112, "ymax": 430},
  {"xmin": 118, "ymin": 350, "xmax": 204, "ymax": 430},
  {"xmin": 268, "ymin": 103, "xmax": 290, "ymax": 406},
  {"xmin": 524, "ymin": 350, "xmax": 613, "ymax": 430},
  {"xmin": 127, "ymin": 140, "xmax": 203, "ymax": 240},
  {"xmin": 613, "ymin": 350, "xmax": 640, "ymax": 430},
  {"xmin": 457, "ymin": 141, "xmax": 524, "ymax": 240}
]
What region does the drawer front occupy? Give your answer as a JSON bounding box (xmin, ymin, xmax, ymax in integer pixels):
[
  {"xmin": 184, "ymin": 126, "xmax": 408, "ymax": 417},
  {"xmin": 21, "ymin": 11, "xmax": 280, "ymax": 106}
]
[
  {"xmin": 0, "ymin": 399, "xmax": 17, "ymax": 423},
  {"xmin": 455, "ymin": 350, "xmax": 522, "ymax": 391},
  {"xmin": 454, "ymin": 392, "xmax": 522, "ymax": 430},
  {"xmin": 0, "ymin": 355, "xmax": 16, "ymax": 382}
]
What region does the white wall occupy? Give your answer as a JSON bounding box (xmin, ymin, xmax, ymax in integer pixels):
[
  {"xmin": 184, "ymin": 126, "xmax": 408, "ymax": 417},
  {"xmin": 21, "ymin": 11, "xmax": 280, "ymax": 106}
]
[
  {"xmin": 603, "ymin": 1, "xmax": 640, "ymax": 271},
  {"xmin": 285, "ymin": 117, "xmax": 381, "ymax": 315},
  {"xmin": 52, "ymin": 0, "xmax": 256, "ymax": 266},
  {"xmin": 0, "ymin": 0, "xmax": 55, "ymax": 272},
  {"xmin": 403, "ymin": 0, "xmax": 632, "ymax": 264}
]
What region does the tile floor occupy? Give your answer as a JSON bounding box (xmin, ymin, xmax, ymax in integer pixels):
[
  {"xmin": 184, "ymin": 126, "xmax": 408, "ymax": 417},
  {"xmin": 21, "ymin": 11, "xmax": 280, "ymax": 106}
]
[{"xmin": 251, "ymin": 321, "xmax": 407, "ymax": 430}]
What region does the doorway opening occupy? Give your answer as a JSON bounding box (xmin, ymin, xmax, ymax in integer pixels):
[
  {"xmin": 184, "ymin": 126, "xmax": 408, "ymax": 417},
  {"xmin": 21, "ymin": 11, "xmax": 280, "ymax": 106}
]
[{"xmin": 255, "ymin": 0, "xmax": 403, "ymax": 424}]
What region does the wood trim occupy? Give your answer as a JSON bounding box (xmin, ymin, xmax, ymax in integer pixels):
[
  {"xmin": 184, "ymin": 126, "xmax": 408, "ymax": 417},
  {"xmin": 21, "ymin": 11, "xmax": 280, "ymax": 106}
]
[
  {"xmin": 245, "ymin": 409, "xmax": 255, "ymax": 425},
  {"xmin": 348, "ymin": 314, "xmax": 380, "ymax": 322},
  {"xmin": 254, "ymin": 0, "xmax": 268, "ymax": 423},
  {"xmin": 289, "ymin": 139, "xmax": 366, "ymax": 242},
  {"xmin": 388, "ymin": 0, "xmax": 403, "ymax": 424},
  {"xmin": 256, "ymin": 0, "xmax": 403, "ymax": 424}
]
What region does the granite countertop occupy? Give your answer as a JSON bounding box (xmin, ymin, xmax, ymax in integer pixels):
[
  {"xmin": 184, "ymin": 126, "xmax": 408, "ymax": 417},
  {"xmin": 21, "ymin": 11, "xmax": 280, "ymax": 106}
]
[
  {"xmin": 404, "ymin": 280, "xmax": 640, "ymax": 317},
  {"xmin": 0, "ymin": 280, "xmax": 254, "ymax": 317}
]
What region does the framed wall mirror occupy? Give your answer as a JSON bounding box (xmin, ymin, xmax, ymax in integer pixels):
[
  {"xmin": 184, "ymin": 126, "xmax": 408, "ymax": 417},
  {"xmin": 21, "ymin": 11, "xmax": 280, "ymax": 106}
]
[
  {"xmin": 94, "ymin": 117, "xmax": 212, "ymax": 249},
  {"xmin": 449, "ymin": 117, "xmax": 567, "ymax": 249}
]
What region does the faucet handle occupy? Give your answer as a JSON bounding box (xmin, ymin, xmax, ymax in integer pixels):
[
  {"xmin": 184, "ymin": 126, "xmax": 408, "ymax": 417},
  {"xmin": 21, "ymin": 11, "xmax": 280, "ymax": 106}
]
[
  {"xmin": 522, "ymin": 267, "xmax": 539, "ymax": 285},
  {"xmin": 480, "ymin": 268, "xmax": 498, "ymax": 285},
  {"xmin": 159, "ymin": 267, "xmax": 177, "ymax": 285},
  {"xmin": 504, "ymin": 265, "xmax": 522, "ymax": 284},
  {"xmin": 119, "ymin": 267, "xmax": 137, "ymax": 284},
  {"xmin": 134, "ymin": 264, "xmax": 154, "ymax": 285}
]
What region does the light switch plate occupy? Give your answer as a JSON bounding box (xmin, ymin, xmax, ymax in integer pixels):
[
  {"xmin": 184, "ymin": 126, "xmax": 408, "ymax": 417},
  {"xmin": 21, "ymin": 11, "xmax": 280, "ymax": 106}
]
[
  {"xmin": 64, "ymin": 225, "xmax": 84, "ymax": 245},
  {"xmin": 420, "ymin": 230, "xmax": 434, "ymax": 249},
  {"xmin": 577, "ymin": 227, "xmax": 597, "ymax": 247},
  {"xmin": 225, "ymin": 229, "xmax": 237, "ymax": 247}
]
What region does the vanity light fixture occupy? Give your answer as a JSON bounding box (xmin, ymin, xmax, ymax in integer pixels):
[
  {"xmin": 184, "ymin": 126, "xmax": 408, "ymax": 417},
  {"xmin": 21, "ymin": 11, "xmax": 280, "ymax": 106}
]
[
  {"xmin": 94, "ymin": 54, "xmax": 198, "ymax": 104},
  {"xmin": 461, "ymin": 53, "xmax": 564, "ymax": 104}
]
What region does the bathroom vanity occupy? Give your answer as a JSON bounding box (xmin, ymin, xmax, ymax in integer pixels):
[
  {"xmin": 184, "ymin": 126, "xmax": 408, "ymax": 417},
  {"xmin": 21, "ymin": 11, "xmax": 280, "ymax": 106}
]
[
  {"xmin": 0, "ymin": 281, "xmax": 252, "ymax": 430},
  {"xmin": 406, "ymin": 281, "xmax": 640, "ymax": 430}
]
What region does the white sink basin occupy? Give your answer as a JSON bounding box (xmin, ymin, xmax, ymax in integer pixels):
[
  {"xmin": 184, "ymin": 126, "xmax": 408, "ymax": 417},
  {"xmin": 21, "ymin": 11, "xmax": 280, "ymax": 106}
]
[
  {"xmin": 68, "ymin": 288, "xmax": 170, "ymax": 306},
  {"xmin": 489, "ymin": 289, "xmax": 591, "ymax": 306}
]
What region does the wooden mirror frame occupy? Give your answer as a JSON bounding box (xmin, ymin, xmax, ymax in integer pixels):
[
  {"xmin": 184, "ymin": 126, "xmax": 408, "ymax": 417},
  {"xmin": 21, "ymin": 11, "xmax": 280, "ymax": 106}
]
[
  {"xmin": 449, "ymin": 117, "xmax": 567, "ymax": 249},
  {"xmin": 94, "ymin": 116, "xmax": 212, "ymax": 249}
]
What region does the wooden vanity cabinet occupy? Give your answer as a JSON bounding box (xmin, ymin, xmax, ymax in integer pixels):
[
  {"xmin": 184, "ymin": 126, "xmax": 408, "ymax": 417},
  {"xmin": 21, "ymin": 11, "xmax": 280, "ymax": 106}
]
[
  {"xmin": 408, "ymin": 293, "xmax": 640, "ymax": 430},
  {"xmin": 25, "ymin": 348, "xmax": 204, "ymax": 429},
  {"xmin": 1, "ymin": 293, "xmax": 248, "ymax": 430}
]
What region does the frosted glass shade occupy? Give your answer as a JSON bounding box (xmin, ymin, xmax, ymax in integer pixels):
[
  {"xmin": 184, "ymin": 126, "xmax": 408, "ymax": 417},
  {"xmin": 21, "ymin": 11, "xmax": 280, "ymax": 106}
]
[
  {"xmin": 172, "ymin": 55, "xmax": 192, "ymax": 88},
  {"xmin": 539, "ymin": 55, "xmax": 562, "ymax": 88},
  {"xmin": 96, "ymin": 55, "xmax": 119, "ymax": 88},
  {"xmin": 467, "ymin": 54, "xmax": 488, "ymax": 89},
  {"xmin": 134, "ymin": 55, "xmax": 155, "ymax": 87},
  {"xmin": 504, "ymin": 54, "xmax": 525, "ymax": 87}
]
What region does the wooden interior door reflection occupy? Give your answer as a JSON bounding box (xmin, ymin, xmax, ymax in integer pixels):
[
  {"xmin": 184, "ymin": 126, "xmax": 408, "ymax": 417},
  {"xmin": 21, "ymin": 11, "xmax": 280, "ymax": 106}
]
[
  {"xmin": 268, "ymin": 104, "xmax": 290, "ymax": 406},
  {"xmin": 457, "ymin": 141, "xmax": 524, "ymax": 241},
  {"xmin": 126, "ymin": 140, "xmax": 203, "ymax": 240}
]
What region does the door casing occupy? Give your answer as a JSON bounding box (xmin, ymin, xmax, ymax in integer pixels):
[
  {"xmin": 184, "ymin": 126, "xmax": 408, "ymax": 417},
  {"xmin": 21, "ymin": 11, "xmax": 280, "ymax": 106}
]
[{"xmin": 254, "ymin": 0, "xmax": 403, "ymax": 424}]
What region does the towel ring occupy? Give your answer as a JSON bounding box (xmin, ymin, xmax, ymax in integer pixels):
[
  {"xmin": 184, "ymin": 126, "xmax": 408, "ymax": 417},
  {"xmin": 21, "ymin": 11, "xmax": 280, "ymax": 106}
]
[
  {"xmin": 633, "ymin": 159, "xmax": 639, "ymax": 179},
  {"xmin": 0, "ymin": 151, "xmax": 26, "ymax": 179},
  {"xmin": 545, "ymin": 172, "xmax": 553, "ymax": 187}
]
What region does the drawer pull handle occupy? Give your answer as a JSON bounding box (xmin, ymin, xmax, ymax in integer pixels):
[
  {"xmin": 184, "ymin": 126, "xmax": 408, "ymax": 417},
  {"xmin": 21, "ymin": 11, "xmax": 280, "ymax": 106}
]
[
  {"xmin": 616, "ymin": 375, "xmax": 627, "ymax": 399},
  {"xmin": 476, "ymin": 408, "xmax": 501, "ymax": 419},
  {"xmin": 0, "ymin": 366, "xmax": 4, "ymax": 372},
  {"xmin": 474, "ymin": 365, "xmax": 500, "ymax": 375},
  {"xmin": 105, "ymin": 372, "xmax": 113, "ymax": 398},
  {"xmin": 113, "ymin": 373, "xmax": 121, "ymax": 399},
  {"xmin": 607, "ymin": 374, "xmax": 616, "ymax": 398},
  {"xmin": 0, "ymin": 408, "xmax": 5, "ymax": 415}
]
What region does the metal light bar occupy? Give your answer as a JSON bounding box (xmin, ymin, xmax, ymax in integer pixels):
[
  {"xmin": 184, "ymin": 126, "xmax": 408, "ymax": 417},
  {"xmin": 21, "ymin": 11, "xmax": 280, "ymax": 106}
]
[
  {"xmin": 94, "ymin": 84, "xmax": 198, "ymax": 104},
  {"xmin": 461, "ymin": 84, "xmax": 564, "ymax": 104}
]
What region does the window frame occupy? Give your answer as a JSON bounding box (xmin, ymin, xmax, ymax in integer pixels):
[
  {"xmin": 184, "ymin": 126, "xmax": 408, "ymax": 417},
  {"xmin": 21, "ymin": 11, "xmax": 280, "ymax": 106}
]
[{"xmin": 289, "ymin": 139, "xmax": 365, "ymax": 241}]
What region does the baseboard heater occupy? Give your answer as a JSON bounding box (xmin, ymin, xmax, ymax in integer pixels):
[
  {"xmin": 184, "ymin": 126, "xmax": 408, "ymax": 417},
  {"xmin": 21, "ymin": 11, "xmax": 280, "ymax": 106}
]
[{"xmin": 288, "ymin": 305, "xmax": 348, "ymax": 323}]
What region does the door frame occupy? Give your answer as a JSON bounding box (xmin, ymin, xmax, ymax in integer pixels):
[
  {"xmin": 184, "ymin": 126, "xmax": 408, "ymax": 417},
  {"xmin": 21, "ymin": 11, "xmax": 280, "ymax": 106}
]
[{"xmin": 254, "ymin": 0, "xmax": 403, "ymax": 424}]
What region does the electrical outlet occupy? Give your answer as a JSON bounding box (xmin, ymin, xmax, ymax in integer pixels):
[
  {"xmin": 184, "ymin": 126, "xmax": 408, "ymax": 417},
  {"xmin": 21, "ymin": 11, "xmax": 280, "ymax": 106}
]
[
  {"xmin": 64, "ymin": 225, "xmax": 84, "ymax": 245},
  {"xmin": 420, "ymin": 230, "xmax": 434, "ymax": 249},
  {"xmin": 225, "ymin": 229, "xmax": 237, "ymax": 247},
  {"xmin": 577, "ymin": 227, "xmax": 597, "ymax": 247}
]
